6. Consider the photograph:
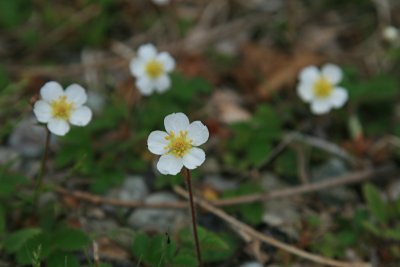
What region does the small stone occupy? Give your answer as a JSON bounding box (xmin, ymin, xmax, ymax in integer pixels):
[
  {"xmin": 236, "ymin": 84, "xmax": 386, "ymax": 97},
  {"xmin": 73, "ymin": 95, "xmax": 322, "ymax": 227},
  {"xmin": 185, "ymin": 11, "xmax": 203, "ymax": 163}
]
[
  {"xmin": 128, "ymin": 192, "xmax": 186, "ymax": 232},
  {"xmin": 86, "ymin": 91, "xmax": 105, "ymax": 114},
  {"xmin": 201, "ymin": 156, "xmax": 220, "ymax": 173},
  {"xmin": 8, "ymin": 117, "xmax": 57, "ymax": 158},
  {"xmin": 38, "ymin": 192, "xmax": 57, "ymax": 207},
  {"xmin": 0, "ymin": 147, "xmax": 21, "ymax": 171},
  {"xmin": 82, "ymin": 219, "xmax": 119, "ymax": 235},
  {"xmin": 118, "ymin": 176, "xmax": 149, "ymax": 202},
  {"xmin": 261, "ymin": 172, "xmax": 302, "ymax": 238},
  {"xmin": 204, "ymin": 175, "xmax": 239, "ymax": 192},
  {"xmin": 86, "ymin": 207, "xmax": 106, "ymax": 220},
  {"xmin": 387, "ymin": 179, "xmax": 400, "ymax": 201},
  {"xmin": 262, "ymin": 199, "xmax": 302, "ymax": 239},
  {"xmin": 311, "ymin": 158, "xmax": 357, "ymax": 202}
]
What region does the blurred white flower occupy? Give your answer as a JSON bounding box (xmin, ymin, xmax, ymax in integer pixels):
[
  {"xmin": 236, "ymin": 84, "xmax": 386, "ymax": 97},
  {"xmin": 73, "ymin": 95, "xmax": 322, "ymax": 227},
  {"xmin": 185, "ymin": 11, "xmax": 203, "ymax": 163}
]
[
  {"xmin": 297, "ymin": 64, "xmax": 348, "ymax": 115},
  {"xmin": 130, "ymin": 44, "xmax": 175, "ymax": 95},
  {"xmin": 382, "ymin": 25, "xmax": 399, "ymax": 43},
  {"xmin": 152, "ymin": 0, "xmax": 169, "ymax": 5},
  {"xmin": 147, "ymin": 112, "xmax": 209, "ymax": 175},
  {"xmin": 33, "ymin": 81, "xmax": 92, "ymax": 136}
]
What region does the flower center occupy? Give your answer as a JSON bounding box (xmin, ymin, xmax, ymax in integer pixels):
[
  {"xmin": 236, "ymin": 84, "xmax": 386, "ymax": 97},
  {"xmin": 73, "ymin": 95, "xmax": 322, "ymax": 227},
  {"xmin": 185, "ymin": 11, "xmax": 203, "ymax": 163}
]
[
  {"xmin": 165, "ymin": 130, "xmax": 192, "ymax": 158},
  {"xmin": 145, "ymin": 60, "xmax": 164, "ymax": 79},
  {"xmin": 50, "ymin": 96, "xmax": 74, "ymax": 120},
  {"xmin": 313, "ymin": 77, "xmax": 333, "ymax": 98}
]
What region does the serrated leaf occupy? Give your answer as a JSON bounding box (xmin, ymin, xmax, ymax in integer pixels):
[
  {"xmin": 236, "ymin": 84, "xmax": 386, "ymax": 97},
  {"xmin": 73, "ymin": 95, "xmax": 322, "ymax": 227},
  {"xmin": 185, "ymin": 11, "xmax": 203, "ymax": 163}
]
[
  {"xmin": 363, "ymin": 184, "xmax": 388, "ymax": 223},
  {"xmin": 4, "ymin": 228, "xmax": 42, "ymax": 253}
]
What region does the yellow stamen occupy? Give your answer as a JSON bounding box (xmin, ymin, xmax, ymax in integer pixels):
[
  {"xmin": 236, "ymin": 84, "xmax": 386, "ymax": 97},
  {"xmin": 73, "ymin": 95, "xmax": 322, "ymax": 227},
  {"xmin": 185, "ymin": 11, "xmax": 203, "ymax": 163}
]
[
  {"xmin": 145, "ymin": 60, "xmax": 164, "ymax": 79},
  {"xmin": 50, "ymin": 96, "xmax": 74, "ymax": 120},
  {"xmin": 313, "ymin": 77, "xmax": 333, "ymax": 98},
  {"xmin": 164, "ymin": 130, "xmax": 193, "ymax": 158}
]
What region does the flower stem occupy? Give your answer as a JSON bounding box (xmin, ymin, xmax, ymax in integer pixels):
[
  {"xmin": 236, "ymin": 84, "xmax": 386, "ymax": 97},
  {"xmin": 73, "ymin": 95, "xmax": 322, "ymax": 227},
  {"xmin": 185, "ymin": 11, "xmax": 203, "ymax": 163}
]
[
  {"xmin": 33, "ymin": 127, "xmax": 51, "ymax": 207},
  {"xmin": 182, "ymin": 168, "xmax": 203, "ymax": 267}
]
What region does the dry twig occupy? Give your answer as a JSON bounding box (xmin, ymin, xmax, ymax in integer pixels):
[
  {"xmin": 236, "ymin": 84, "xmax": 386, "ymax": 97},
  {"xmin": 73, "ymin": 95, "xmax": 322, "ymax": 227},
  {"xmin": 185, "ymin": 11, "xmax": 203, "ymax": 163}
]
[
  {"xmin": 53, "ymin": 164, "xmax": 396, "ymax": 209},
  {"xmin": 174, "ymin": 186, "xmax": 371, "ymax": 267},
  {"xmin": 214, "ymin": 164, "xmax": 396, "ymax": 206}
]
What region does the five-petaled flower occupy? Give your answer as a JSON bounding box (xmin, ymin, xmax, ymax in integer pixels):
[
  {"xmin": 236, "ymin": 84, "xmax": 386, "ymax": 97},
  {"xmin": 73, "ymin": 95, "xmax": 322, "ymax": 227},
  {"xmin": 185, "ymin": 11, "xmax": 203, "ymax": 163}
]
[
  {"xmin": 147, "ymin": 113, "xmax": 209, "ymax": 175},
  {"xmin": 130, "ymin": 44, "xmax": 175, "ymax": 95},
  {"xmin": 297, "ymin": 63, "xmax": 348, "ymax": 115},
  {"xmin": 33, "ymin": 81, "xmax": 92, "ymax": 136}
]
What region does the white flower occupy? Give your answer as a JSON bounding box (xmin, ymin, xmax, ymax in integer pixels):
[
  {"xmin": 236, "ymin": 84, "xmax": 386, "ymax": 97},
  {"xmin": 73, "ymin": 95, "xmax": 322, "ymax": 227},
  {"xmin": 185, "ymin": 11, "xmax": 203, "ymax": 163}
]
[
  {"xmin": 147, "ymin": 112, "xmax": 209, "ymax": 175},
  {"xmin": 382, "ymin": 26, "xmax": 399, "ymax": 43},
  {"xmin": 129, "ymin": 44, "xmax": 175, "ymax": 95},
  {"xmin": 152, "ymin": 0, "xmax": 169, "ymax": 5},
  {"xmin": 33, "ymin": 81, "xmax": 92, "ymax": 136},
  {"xmin": 297, "ymin": 64, "xmax": 348, "ymax": 115}
]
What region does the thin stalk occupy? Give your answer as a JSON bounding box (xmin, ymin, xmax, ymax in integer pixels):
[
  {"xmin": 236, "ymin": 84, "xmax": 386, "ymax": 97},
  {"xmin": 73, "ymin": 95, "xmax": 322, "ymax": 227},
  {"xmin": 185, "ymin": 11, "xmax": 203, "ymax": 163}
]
[
  {"xmin": 33, "ymin": 127, "xmax": 51, "ymax": 207},
  {"xmin": 182, "ymin": 168, "xmax": 203, "ymax": 267}
]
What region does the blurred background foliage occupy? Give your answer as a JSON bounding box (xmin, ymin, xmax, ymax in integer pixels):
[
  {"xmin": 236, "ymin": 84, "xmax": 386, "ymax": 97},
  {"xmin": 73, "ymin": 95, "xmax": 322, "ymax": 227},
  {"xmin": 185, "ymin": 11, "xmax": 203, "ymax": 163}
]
[{"xmin": 0, "ymin": 0, "xmax": 400, "ymax": 266}]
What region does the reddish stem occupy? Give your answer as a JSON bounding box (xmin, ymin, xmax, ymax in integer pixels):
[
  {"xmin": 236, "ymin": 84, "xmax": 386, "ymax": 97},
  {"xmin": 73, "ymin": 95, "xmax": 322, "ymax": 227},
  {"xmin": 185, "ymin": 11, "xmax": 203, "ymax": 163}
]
[{"xmin": 183, "ymin": 168, "xmax": 203, "ymax": 266}]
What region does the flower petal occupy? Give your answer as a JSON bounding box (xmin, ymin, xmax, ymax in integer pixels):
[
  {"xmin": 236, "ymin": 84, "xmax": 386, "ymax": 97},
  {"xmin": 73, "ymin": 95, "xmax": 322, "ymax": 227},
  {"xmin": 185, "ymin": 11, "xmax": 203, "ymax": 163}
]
[
  {"xmin": 33, "ymin": 100, "xmax": 52, "ymax": 123},
  {"xmin": 157, "ymin": 52, "xmax": 175, "ymax": 72},
  {"xmin": 157, "ymin": 154, "xmax": 183, "ymax": 175},
  {"xmin": 137, "ymin": 44, "xmax": 157, "ymax": 59},
  {"xmin": 136, "ymin": 77, "xmax": 155, "ymax": 95},
  {"xmin": 187, "ymin": 121, "xmax": 209, "ymax": 146},
  {"xmin": 297, "ymin": 83, "xmax": 313, "ymax": 102},
  {"xmin": 129, "ymin": 58, "xmax": 145, "ymax": 77},
  {"xmin": 164, "ymin": 113, "xmax": 190, "ymax": 134},
  {"xmin": 330, "ymin": 87, "xmax": 348, "ymax": 108},
  {"xmin": 148, "ymin": 130, "xmax": 169, "ymax": 155},
  {"xmin": 154, "ymin": 75, "xmax": 171, "ymax": 93},
  {"xmin": 310, "ymin": 99, "xmax": 332, "ymax": 115},
  {"xmin": 48, "ymin": 118, "xmax": 70, "ymax": 136},
  {"xmin": 321, "ymin": 64, "xmax": 342, "ymax": 85},
  {"xmin": 65, "ymin": 84, "xmax": 87, "ymax": 106},
  {"xmin": 299, "ymin": 66, "xmax": 320, "ymax": 84},
  {"xmin": 40, "ymin": 81, "xmax": 64, "ymax": 102},
  {"xmin": 183, "ymin": 147, "xmax": 206, "ymax": 170},
  {"xmin": 69, "ymin": 106, "xmax": 92, "ymax": 126}
]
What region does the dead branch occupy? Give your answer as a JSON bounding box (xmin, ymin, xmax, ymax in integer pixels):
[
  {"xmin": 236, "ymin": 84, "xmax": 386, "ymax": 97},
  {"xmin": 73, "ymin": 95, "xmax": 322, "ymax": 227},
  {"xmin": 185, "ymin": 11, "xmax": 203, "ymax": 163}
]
[
  {"xmin": 53, "ymin": 164, "xmax": 396, "ymax": 209},
  {"xmin": 174, "ymin": 186, "xmax": 371, "ymax": 267}
]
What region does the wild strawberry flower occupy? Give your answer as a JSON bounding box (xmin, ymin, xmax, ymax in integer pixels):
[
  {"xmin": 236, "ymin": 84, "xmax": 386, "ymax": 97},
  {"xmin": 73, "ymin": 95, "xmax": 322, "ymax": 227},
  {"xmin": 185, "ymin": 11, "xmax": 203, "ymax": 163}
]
[
  {"xmin": 33, "ymin": 81, "xmax": 92, "ymax": 136},
  {"xmin": 130, "ymin": 44, "xmax": 175, "ymax": 95},
  {"xmin": 297, "ymin": 64, "xmax": 348, "ymax": 115},
  {"xmin": 147, "ymin": 112, "xmax": 209, "ymax": 175},
  {"xmin": 382, "ymin": 25, "xmax": 399, "ymax": 43}
]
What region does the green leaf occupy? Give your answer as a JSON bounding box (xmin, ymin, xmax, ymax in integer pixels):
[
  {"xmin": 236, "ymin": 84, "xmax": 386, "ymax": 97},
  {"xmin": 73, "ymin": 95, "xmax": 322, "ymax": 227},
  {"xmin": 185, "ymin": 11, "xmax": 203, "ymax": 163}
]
[
  {"xmin": 223, "ymin": 183, "xmax": 264, "ymax": 224},
  {"xmin": 363, "ymin": 184, "xmax": 388, "ymax": 223},
  {"xmin": 347, "ymin": 75, "xmax": 398, "ymax": 103},
  {"xmin": 170, "ymin": 251, "xmax": 197, "ymax": 267},
  {"xmin": 132, "ymin": 232, "xmax": 176, "ymax": 267},
  {"xmin": 47, "ymin": 251, "xmax": 80, "ymax": 267},
  {"xmin": 0, "ymin": 0, "xmax": 31, "ymax": 28},
  {"xmin": 0, "ymin": 172, "xmax": 29, "ymax": 197},
  {"xmin": 178, "ymin": 227, "xmax": 235, "ymax": 262},
  {"xmin": 4, "ymin": 228, "xmax": 42, "ymax": 253},
  {"xmin": 132, "ymin": 232, "xmax": 150, "ymax": 260},
  {"xmin": 0, "ymin": 204, "xmax": 5, "ymax": 235},
  {"xmin": 53, "ymin": 227, "xmax": 90, "ymax": 251}
]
